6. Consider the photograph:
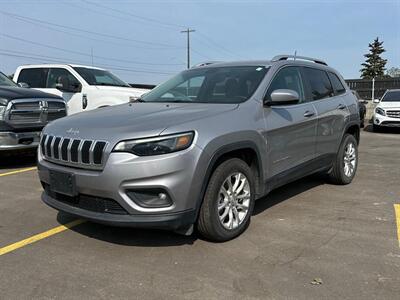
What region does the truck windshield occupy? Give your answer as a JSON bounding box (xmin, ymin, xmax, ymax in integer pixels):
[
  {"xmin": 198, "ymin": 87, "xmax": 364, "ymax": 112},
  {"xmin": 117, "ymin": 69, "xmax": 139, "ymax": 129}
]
[
  {"xmin": 382, "ymin": 91, "xmax": 400, "ymax": 102},
  {"xmin": 73, "ymin": 67, "xmax": 130, "ymax": 87},
  {"xmin": 0, "ymin": 72, "xmax": 17, "ymax": 87},
  {"xmin": 141, "ymin": 66, "xmax": 269, "ymax": 104}
]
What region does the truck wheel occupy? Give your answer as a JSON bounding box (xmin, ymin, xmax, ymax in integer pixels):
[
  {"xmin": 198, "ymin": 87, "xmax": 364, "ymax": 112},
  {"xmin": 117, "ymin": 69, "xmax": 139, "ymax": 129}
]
[
  {"xmin": 197, "ymin": 158, "xmax": 255, "ymax": 242},
  {"xmin": 328, "ymin": 134, "xmax": 358, "ymax": 185}
]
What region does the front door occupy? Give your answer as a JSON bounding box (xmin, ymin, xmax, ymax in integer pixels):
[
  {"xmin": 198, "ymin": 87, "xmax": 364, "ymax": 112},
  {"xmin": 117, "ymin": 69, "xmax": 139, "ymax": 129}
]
[{"xmin": 263, "ymin": 66, "xmax": 318, "ymax": 179}]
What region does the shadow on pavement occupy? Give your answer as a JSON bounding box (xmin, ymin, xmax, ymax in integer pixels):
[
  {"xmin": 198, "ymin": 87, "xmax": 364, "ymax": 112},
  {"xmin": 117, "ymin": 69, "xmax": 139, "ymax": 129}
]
[
  {"xmin": 253, "ymin": 175, "xmax": 325, "ymax": 215},
  {"xmin": 57, "ymin": 212, "xmax": 197, "ymax": 247},
  {"xmin": 59, "ymin": 175, "xmax": 325, "ymax": 246},
  {"xmin": 364, "ymin": 124, "xmax": 400, "ymax": 134},
  {"xmin": 0, "ymin": 149, "xmax": 37, "ymax": 170}
]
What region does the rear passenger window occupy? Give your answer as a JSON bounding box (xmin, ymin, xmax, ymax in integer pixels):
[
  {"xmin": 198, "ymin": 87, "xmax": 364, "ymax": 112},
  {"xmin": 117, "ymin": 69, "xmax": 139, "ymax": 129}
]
[
  {"xmin": 328, "ymin": 72, "xmax": 346, "ymax": 95},
  {"xmin": 303, "ymin": 68, "xmax": 333, "ymax": 101},
  {"xmin": 265, "ymin": 66, "xmax": 305, "ymax": 102},
  {"xmin": 17, "ymin": 68, "xmax": 48, "ymax": 88}
]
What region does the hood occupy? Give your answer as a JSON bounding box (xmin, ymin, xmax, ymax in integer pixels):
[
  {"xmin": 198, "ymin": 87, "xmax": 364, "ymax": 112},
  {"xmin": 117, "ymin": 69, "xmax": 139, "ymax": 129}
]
[
  {"xmin": 377, "ymin": 101, "xmax": 400, "ymax": 109},
  {"xmin": 94, "ymin": 85, "xmax": 149, "ymax": 95},
  {"xmin": 44, "ymin": 102, "xmax": 238, "ymax": 144},
  {"xmin": 0, "ymin": 86, "xmax": 62, "ymax": 101}
]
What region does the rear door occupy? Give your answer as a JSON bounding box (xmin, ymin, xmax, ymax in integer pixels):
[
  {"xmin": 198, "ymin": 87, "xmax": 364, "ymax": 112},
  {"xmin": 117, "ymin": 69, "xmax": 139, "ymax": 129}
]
[
  {"xmin": 16, "ymin": 68, "xmax": 48, "ymax": 91},
  {"xmin": 263, "ymin": 66, "xmax": 318, "ymax": 179},
  {"xmin": 301, "ymin": 67, "xmax": 347, "ymax": 163}
]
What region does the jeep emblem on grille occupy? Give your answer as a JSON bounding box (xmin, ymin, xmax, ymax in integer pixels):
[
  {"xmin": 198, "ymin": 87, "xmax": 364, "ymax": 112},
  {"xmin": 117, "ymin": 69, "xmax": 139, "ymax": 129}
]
[
  {"xmin": 66, "ymin": 128, "xmax": 80, "ymax": 135},
  {"xmin": 67, "ymin": 128, "xmax": 79, "ymax": 135}
]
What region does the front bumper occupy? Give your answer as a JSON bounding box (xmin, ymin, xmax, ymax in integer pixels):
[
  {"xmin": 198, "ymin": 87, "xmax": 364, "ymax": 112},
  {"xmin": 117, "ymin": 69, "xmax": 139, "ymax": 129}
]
[
  {"xmin": 38, "ymin": 144, "xmax": 209, "ymax": 229},
  {"xmin": 373, "ymin": 114, "xmax": 400, "ymax": 127},
  {"xmin": 42, "ymin": 192, "xmax": 196, "ymax": 229},
  {"xmin": 0, "ymin": 131, "xmax": 41, "ymax": 150}
]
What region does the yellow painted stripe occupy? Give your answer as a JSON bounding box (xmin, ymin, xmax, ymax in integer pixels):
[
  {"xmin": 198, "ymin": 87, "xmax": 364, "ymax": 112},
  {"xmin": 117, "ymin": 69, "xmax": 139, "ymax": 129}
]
[
  {"xmin": 0, "ymin": 167, "xmax": 37, "ymax": 177},
  {"xmin": 0, "ymin": 219, "xmax": 85, "ymax": 256},
  {"xmin": 395, "ymin": 204, "xmax": 400, "ymax": 248}
]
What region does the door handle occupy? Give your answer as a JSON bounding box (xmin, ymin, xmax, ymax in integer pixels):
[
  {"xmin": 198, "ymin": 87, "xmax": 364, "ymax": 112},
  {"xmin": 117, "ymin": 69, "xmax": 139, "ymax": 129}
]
[
  {"xmin": 337, "ymin": 103, "xmax": 346, "ymax": 110},
  {"xmin": 303, "ymin": 111, "xmax": 315, "ymax": 118}
]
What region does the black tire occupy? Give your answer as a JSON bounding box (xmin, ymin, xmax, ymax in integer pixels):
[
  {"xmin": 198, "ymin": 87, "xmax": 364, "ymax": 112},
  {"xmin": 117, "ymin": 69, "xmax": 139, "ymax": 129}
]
[
  {"xmin": 328, "ymin": 134, "xmax": 358, "ymax": 185},
  {"xmin": 197, "ymin": 158, "xmax": 255, "ymax": 242},
  {"xmin": 372, "ymin": 124, "xmax": 380, "ymax": 132}
]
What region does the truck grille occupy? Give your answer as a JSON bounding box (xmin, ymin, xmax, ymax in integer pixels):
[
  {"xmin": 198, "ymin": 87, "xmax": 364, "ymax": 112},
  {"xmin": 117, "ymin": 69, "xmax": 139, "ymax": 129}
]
[
  {"xmin": 386, "ymin": 110, "xmax": 400, "ymax": 119},
  {"xmin": 6, "ymin": 99, "xmax": 66, "ymax": 128},
  {"xmin": 41, "ymin": 134, "xmax": 108, "ymax": 169}
]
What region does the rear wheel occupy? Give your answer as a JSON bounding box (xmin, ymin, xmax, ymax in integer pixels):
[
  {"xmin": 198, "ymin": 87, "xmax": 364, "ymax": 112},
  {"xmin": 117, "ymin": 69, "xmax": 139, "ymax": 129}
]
[
  {"xmin": 328, "ymin": 134, "xmax": 358, "ymax": 185},
  {"xmin": 197, "ymin": 158, "xmax": 255, "ymax": 242}
]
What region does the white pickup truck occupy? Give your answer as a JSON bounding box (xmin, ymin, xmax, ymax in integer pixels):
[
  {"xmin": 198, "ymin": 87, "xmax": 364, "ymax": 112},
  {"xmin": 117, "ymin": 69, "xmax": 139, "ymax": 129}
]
[{"xmin": 13, "ymin": 64, "xmax": 150, "ymax": 115}]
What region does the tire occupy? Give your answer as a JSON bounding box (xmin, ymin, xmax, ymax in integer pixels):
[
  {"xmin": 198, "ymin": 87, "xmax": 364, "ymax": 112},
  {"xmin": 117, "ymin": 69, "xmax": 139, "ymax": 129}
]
[
  {"xmin": 197, "ymin": 158, "xmax": 255, "ymax": 242},
  {"xmin": 328, "ymin": 134, "xmax": 358, "ymax": 185},
  {"xmin": 372, "ymin": 124, "xmax": 380, "ymax": 132}
]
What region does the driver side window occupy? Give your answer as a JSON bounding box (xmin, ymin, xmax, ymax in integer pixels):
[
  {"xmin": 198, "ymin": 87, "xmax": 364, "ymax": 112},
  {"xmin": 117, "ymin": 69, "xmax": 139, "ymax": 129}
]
[
  {"xmin": 47, "ymin": 68, "xmax": 80, "ymax": 90},
  {"xmin": 265, "ymin": 67, "xmax": 305, "ymax": 103}
]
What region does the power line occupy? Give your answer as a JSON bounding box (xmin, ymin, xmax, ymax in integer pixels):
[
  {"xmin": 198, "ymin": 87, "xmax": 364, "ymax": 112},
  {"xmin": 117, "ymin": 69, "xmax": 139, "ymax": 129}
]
[
  {"xmin": 1, "ymin": 34, "xmax": 185, "ymax": 66},
  {"xmin": 81, "ymin": 0, "xmax": 185, "ymax": 30},
  {"xmin": 196, "ymin": 31, "xmax": 242, "ymax": 59},
  {"xmin": 0, "ymin": 10, "xmax": 183, "ymax": 49},
  {"xmin": 0, "ymin": 49, "xmax": 178, "ymax": 75}
]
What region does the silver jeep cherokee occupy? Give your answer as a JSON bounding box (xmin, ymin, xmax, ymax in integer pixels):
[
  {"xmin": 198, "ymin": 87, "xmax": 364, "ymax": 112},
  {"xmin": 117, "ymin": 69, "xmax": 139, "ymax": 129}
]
[{"xmin": 38, "ymin": 55, "xmax": 360, "ymax": 241}]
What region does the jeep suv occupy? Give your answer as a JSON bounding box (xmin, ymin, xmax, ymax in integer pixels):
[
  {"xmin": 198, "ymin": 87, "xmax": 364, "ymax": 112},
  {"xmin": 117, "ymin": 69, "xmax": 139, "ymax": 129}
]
[{"xmin": 38, "ymin": 55, "xmax": 360, "ymax": 241}]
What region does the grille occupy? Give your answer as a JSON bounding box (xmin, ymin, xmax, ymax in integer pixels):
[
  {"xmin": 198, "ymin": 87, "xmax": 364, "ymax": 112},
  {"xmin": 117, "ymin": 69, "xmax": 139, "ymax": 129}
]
[
  {"xmin": 386, "ymin": 110, "xmax": 400, "ymax": 119},
  {"xmin": 41, "ymin": 134, "xmax": 108, "ymax": 169},
  {"xmin": 6, "ymin": 99, "xmax": 66, "ymax": 127},
  {"xmin": 43, "ymin": 183, "xmax": 127, "ymax": 215}
]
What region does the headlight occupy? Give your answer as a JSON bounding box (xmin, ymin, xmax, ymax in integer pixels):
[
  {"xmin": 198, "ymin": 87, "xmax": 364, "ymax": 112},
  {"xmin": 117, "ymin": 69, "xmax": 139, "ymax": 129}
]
[
  {"xmin": 375, "ymin": 107, "xmax": 385, "ymax": 116},
  {"xmin": 113, "ymin": 132, "xmax": 194, "ymax": 156},
  {"xmin": 0, "ymin": 98, "xmax": 8, "ymax": 121}
]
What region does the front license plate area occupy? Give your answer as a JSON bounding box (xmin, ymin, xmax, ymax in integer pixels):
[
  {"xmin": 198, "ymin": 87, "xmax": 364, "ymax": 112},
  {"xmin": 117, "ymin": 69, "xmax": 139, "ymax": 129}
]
[{"xmin": 49, "ymin": 170, "xmax": 76, "ymax": 196}]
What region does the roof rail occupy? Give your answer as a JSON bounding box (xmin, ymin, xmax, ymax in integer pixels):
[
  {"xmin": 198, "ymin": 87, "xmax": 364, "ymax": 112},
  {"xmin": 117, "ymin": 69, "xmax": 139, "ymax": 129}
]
[
  {"xmin": 271, "ymin": 55, "xmax": 328, "ymax": 66},
  {"xmin": 191, "ymin": 61, "xmax": 222, "ymax": 68}
]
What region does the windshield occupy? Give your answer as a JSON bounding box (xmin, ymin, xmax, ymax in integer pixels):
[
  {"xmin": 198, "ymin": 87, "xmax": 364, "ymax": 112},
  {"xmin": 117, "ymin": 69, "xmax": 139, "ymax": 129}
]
[
  {"xmin": 0, "ymin": 72, "xmax": 17, "ymax": 87},
  {"xmin": 73, "ymin": 67, "xmax": 130, "ymax": 87},
  {"xmin": 141, "ymin": 66, "xmax": 269, "ymax": 104},
  {"xmin": 382, "ymin": 91, "xmax": 400, "ymax": 102}
]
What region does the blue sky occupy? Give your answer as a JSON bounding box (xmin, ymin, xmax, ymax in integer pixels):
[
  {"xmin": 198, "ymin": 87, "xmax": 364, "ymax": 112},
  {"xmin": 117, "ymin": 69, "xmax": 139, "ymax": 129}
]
[{"xmin": 0, "ymin": 0, "xmax": 399, "ymax": 84}]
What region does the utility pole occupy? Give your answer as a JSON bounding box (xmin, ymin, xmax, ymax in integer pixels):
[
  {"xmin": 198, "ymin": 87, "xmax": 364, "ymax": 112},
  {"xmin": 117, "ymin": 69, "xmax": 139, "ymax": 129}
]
[{"xmin": 181, "ymin": 28, "xmax": 195, "ymax": 69}]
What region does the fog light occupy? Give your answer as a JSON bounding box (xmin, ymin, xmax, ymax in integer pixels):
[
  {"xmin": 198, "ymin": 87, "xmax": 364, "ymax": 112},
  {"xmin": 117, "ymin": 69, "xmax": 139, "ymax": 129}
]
[
  {"xmin": 375, "ymin": 119, "xmax": 380, "ymax": 124},
  {"xmin": 126, "ymin": 189, "xmax": 173, "ymax": 208}
]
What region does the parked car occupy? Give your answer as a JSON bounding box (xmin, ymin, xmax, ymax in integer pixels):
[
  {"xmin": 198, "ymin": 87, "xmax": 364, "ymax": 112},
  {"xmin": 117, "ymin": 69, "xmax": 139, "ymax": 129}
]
[
  {"xmin": 351, "ymin": 90, "xmax": 367, "ymax": 127},
  {"xmin": 372, "ymin": 89, "xmax": 400, "ymax": 131},
  {"xmin": 13, "ymin": 64, "xmax": 149, "ymax": 115},
  {"xmin": 37, "ymin": 55, "xmax": 360, "ymax": 241},
  {"xmin": 0, "ymin": 71, "xmax": 66, "ymax": 151}
]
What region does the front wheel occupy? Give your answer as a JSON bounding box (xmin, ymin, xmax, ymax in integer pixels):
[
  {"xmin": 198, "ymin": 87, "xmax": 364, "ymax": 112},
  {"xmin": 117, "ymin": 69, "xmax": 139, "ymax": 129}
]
[
  {"xmin": 197, "ymin": 158, "xmax": 255, "ymax": 242},
  {"xmin": 328, "ymin": 134, "xmax": 358, "ymax": 185}
]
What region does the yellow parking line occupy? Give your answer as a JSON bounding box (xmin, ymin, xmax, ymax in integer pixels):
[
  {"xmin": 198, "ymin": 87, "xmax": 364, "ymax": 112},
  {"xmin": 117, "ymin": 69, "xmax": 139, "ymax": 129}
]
[
  {"xmin": 0, "ymin": 167, "xmax": 37, "ymax": 177},
  {"xmin": 0, "ymin": 219, "xmax": 86, "ymax": 256},
  {"xmin": 395, "ymin": 204, "xmax": 400, "ymax": 248}
]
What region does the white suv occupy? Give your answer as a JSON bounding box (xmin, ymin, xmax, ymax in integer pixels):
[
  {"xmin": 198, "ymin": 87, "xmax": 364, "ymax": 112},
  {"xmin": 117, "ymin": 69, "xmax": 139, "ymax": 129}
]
[
  {"xmin": 13, "ymin": 64, "xmax": 150, "ymax": 115},
  {"xmin": 373, "ymin": 89, "xmax": 400, "ymax": 131}
]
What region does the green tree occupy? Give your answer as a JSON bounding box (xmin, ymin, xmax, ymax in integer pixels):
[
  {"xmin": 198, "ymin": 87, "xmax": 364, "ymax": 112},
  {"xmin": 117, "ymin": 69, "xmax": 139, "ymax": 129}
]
[{"xmin": 360, "ymin": 37, "xmax": 387, "ymax": 79}]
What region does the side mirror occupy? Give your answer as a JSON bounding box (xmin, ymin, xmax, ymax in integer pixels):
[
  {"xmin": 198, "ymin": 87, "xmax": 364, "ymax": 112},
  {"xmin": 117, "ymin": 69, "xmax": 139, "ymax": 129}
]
[
  {"xmin": 265, "ymin": 89, "xmax": 300, "ymax": 106},
  {"xmin": 18, "ymin": 82, "xmax": 30, "ymax": 88},
  {"xmin": 373, "ymin": 99, "xmax": 380, "ymax": 104},
  {"xmin": 56, "ymin": 82, "xmax": 82, "ymax": 93}
]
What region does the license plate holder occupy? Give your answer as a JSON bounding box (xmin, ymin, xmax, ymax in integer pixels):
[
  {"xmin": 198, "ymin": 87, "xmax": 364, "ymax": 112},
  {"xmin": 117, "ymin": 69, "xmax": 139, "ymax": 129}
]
[{"xmin": 49, "ymin": 170, "xmax": 76, "ymax": 197}]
